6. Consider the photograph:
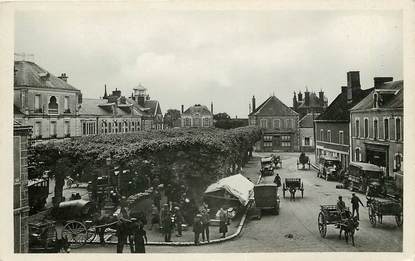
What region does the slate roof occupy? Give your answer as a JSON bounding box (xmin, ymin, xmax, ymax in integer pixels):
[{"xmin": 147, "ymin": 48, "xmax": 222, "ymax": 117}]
[
  {"xmin": 249, "ymin": 96, "xmax": 298, "ymax": 117},
  {"xmin": 299, "ymin": 113, "xmax": 320, "ymax": 128},
  {"xmin": 144, "ymin": 100, "xmax": 161, "ymax": 116},
  {"xmin": 316, "ymin": 88, "xmax": 373, "ymax": 122},
  {"xmin": 14, "ymin": 61, "xmax": 79, "ymax": 91},
  {"xmin": 182, "ymin": 104, "xmax": 212, "ymax": 116},
  {"xmin": 351, "ymin": 81, "xmax": 403, "ymax": 111},
  {"xmin": 298, "ymin": 92, "xmax": 326, "ymax": 108},
  {"xmin": 78, "ymin": 98, "xmax": 113, "ymax": 116}
]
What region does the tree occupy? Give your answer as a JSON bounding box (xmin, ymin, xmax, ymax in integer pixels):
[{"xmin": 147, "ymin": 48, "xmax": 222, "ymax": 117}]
[
  {"xmin": 164, "ymin": 109, "xmax": 181, "ymax": 128},
  {"xmin": 213, "ymin": 112, "xmax": 231, "ymax": 121}
]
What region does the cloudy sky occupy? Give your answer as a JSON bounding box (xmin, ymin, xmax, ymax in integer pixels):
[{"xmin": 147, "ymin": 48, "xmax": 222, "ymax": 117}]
[{"xmin": 15, "ymin": 10, "xmax": 402, "ymax": 118}]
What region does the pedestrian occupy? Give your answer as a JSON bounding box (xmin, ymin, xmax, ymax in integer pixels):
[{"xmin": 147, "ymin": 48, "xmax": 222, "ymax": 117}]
[
  {"xmin": 161, "ymin": 204, "xmax": 172, "ymax": 242},
  {"xmin": 336, "ymin": 196, "xmax": 348, "ymax": 221},
  {"xmin": 153, "ymin": 189, "xmax": 161, "ymax": 210},
  {"xmin": 54, "ymin": 220, "xmax": 69, "ymax": 253},
  {"xmin": 149, "ymin": 203, "xmax": 159, "ymax": 230},
  {"xmin": 351, "ymin": 193, "xmax": 364, "ymax": 220},
  {"xmin": 128, "ymin": 218, "xmax": 139, "ymax": 253},
  {"xmin": 193, "ymin": 214, "xmax": 203, "ymax": 245},
  {"xmin": 165, "ymin": 184, "xmax": 172, "ymax": 207},
  {"xmin": 174, "ymin": 206, "xmax": 184, "ymax": 237},
  {"xmin": 273, "ymin": 173, "xmax": 282, "ymax": 187},
  {"xmin": 115, "ymin": 218, "xmax": 128, "ymax": 253},
  {"xmin": 135, "ymin": 222, "xmax": 148, "ymax": 253},
  {"xmin": 200, "ymin": 203, "xmax": 210, "ymax": 242},
  {"xmin": 217, "ymin": 207, "xmax": 228, "ymax": 238}
]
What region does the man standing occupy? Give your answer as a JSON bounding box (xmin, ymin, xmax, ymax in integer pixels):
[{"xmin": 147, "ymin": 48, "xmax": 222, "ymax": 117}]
[
  {"xmin": 351, "ymin": 193, "xmax": 364, "ymax": 220},
  {"xmin": 200, "ymin": 204, "xmax": 210, "ymax": 242},
  {"xmin": 193, "ymin": 214, "xmax": 203, "ymax": 245},
  {"xmin": 273, "ymin": 173, "xmax": 281, "ymax": 187},
  {"xmin": 161, "ymin": 204, "xmax": 172, "ymax": 242}
]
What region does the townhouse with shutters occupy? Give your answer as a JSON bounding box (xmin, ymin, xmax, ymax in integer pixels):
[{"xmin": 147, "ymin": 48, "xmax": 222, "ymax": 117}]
[
  {"xmin": 349, "ymin": 78, "xmax": 403, "ymax": 180},
  {"xmin": 314, "ymin": 71, "xmax": 373, "ymax": 170},
  {"xmin": 14, "ymin": 60, "xmax": 163, "ymax": 140},
  {"xmin": 249, "ymin": 95, "xmax": 299, "ymax": 151}
]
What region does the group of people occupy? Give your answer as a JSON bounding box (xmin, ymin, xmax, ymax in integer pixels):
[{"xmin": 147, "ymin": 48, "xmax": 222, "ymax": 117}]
[{"xmin": 336, "ymin": 193, "xmax": 365, "ymax": 220}]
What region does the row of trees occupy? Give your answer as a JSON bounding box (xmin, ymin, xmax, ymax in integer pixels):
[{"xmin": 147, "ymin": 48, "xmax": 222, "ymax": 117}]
[{"xmin": 30, "ymin": 126, "xmax": 262, "ymax": 204}]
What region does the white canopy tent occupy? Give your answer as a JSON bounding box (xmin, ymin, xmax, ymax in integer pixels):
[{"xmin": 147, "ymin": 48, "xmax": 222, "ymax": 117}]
[{"xmin": 204, "ymin": 174, "xmax": 254, "ymax": 206}]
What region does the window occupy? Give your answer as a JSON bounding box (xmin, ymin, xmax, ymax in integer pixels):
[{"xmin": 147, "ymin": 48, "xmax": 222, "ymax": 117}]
[
  {"xmin": 396, "ymin": 118, "xmax": 401, "ymax": 141},
  {"xmin": 263, "ymin": 135, "xmax": 273, "ymax": 141},
  {"xmin": 203, "ymin": 118, "xmax": 210, "ymax": 127},
  {"xmin": 291, "ymin": 119, "xmax": 294, "ymax": 129},
  {"xmin": 355, "ymin": 119, "xmax": 360, "ymax": 137},
  {"xmin": 281, "ymin": 142, "xmax": 291, "ymax": 147},
  {"xmin": 50, "ymin": 121, "xmax": 57, "ymax": 137},
  {"xmin": 281, "ymin": 135, "xmax": 291, "ymax": 141},
  {"xmin": 34, "ymin": 122, "xmax": 41, "ymax": 137},
  {"xmin": 184, "ymin": 118, "xmax": 191, "ymax": 127},
  {"xmin": 250, "ymin": 118, "xmax": 256, "ymax": 125},
  {"xmin": 34, "ymin": 94, "xmax": 41, "ymax": 112},
  {"xmin": 285, "ymin": 119, "xmax": 289, "ymax": 129},
  {"xmin": 320, "ymin": 129, "xmax": 324, "ymax": 141},
  {"xmin": 108, "ymin": 122, "xmax": 112, "ymax": 133},
  {"xmin": 304, "ymin": 137, "xmax": 310, "ymax": 146},
  {"xmin": 48, "ymin": 96, "xmax": 58, "ymax": 114},
  {"xmin": 263, "ymin": 142, "xmax": 273, "ymax": 147},
  {"xmin": 118, "ymin": 122, "xmax": 122, "ymax": 132},
  {"xmin": 327, "ymin": 130, "xmax": 331, "ymax": 142},
  {"xmin": 373, "ymin": 119, "xmax": 378, "ymax": 140},
  {"xmin": 273, "ymin": 119, "xmax": 280, "ymax": 129},
  {"xmin": 64, "ymin": 96, "xmax": 69, "ymax": 112},
  {"xmin": 355, "ymin": 148, "xmax": 361, "ymax": 162},
  {"xmin": 364, "ymin": 118, "xmax": 369, "ymax": 138},
  {"xmin": 339, "ymin": 131, "xmax": 344, "ymax": 144},
  {"xmin": 384, "ymin": 118, "xmax": 389, "ymax": 140},
  {"xmin": 124, "ymin": 122, "xmax": 128, "ymax": 132},
  {"xmin": 260, "ymin": 119, "xmax": 268, "ymax": 128},
  {"xmin": 131, "ymin": 121, "xmax": 135, "ymax": 132},
  {"xmin": 373, "ymin": 93, "xmax": 378, "ymax": 108},
  {"xmin": 194, "ymin": 117, "xmax": 201, "ymax": 127},
  {"xmin": 394, "ymin": 154, "xmax": 402, "ymax": 171},
  {"xmin": 64, "ymin": 121, "xmax": 70, "ymax": 136}
]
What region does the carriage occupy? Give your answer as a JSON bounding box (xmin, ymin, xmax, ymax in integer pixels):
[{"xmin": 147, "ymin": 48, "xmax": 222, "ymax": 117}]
[
  {"xmin": 28, "ymin": 177, "xmax": 50, "ymax": 215},
  {"xmin": 297, "ymin": 152, "xmax": 311, "ymax": 170},
  {"xmin": 271, "ymin": 154, "xmax": 283, "ymax": 169},
  {"xmin": 318, "ymin": 155, "xmax": 342, "ymax": 181},
  {"xmin": 282, "ymin": 178, "xmax": 304, "ymax": 199},
  {"xmin": 253, "ymin": 184, "xmax": 280, "ymax": 218},
  {"xmin": 348, "ymin": 162, "xmax": 384, "ymax": 194},
  {"xmin": 260, "ymin": 157, "xmax": 275, "ymax": 176},
  {"xmin": 367, "ymin": 197, "xmax": 402, "ymax": 227}
]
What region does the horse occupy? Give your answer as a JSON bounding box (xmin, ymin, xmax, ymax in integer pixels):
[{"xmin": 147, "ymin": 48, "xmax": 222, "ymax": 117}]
[
  {"xmin": 289, "ymin": 187, "xmax": 296, "ymax": 201},
  {"xmin": 339, "ymin": 215, "xmax": 359, "ymax": 246}
]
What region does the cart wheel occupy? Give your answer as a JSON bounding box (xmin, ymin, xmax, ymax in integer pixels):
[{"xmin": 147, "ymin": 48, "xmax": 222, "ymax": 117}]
[
  {"xmin": 318, "ymin": 212, "xmax": 327, "ymax": 238},
  {"xmin": 63, "ymin": 220, "xmax": 88, "ymax": 249},
  {"xmin": 368, "ymin": 206, "xmax": 376, "ymax": 227},
  {"xmin": 395, "ymin": 214, "xmax": 403, "ymax": 227},
  {"xmin": 86, "ymin": 226, "xmax": 97, "ymax": 243}
]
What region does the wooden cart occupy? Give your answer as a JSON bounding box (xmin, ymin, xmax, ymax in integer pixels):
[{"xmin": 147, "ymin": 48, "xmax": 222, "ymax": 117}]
[
  {"xmin": 367, "ymin": 197, "xmax": 402, "ymax": 227},
  {"xmin": 282, "ymin": 178, "xmax": 304, "ymax": 199}
]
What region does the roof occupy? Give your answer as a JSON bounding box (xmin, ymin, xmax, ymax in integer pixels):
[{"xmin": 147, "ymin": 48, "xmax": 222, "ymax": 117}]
[
  {"xmin": 182, "ymin": 104, "xmax": 212, "ymax": 116},
  {"xmin": 299, "ymin": 113, "xmax": 320, "ymax": 128},
  {"xmin": 204, "ymin": 174, "xmax": 254, "ymax": 206},
  {"xmin": 316, "ymin": 87, "xmax": 373, "ymax": 121},
  {"xmin": 349, "ymin": 162, "xmax": 383, "ymax": 172},
  {"xmin": 298, "ymin": 92, "xmax": 325, "ymax": 108},
  {"xmin": 14, "ymin": 61, "xmax": 79, "ymax": 91},
  {"xmin": 78, "ymin": 98, "xmax": 112, "ymax": 116},
  {"xmin": 250, "ymin": 96, "xmax": 298, "ymax": 117},
  {"xmin": 351, "ymin": 81, "xmax": 403, "ymax": 111},
  {"xmin": 144, "ymin": 100, "xmax": 162, "ymax": 116}
]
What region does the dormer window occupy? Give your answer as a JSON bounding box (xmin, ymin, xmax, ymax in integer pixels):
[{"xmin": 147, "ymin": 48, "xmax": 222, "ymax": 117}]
[
  {"xmin": 48, "ymin": 96, "xmax": 58, "ymax": 114},
  {"xmin": 373, "ymin": 93, "xmax": 378, "ymax": 108}
]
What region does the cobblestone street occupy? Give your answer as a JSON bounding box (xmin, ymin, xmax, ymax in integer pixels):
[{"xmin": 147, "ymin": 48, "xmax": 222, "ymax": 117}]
[{"xmin": 73, "ymin": 152, "xmax": 402, "ymax": 253}]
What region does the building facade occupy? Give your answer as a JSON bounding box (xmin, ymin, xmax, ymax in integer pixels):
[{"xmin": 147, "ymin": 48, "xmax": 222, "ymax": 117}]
[
  {"xmin": 293, "ymin": 89, "xmax": 328, "ymax": 119},
  {"xmin": 249, "ymin": 95, "xmax": 299, "ymax": 151},
  {"xmin": 14, "ymin": 121, "xmax": 31, "ymax": 253},
  {"xmin": 314, "ymin": 71, "xmax": 373, "ymax": 170},
  {"xmin": 299, "ymin": 113, "xmax": 319, "ymax": 152},
  {"xmin": 14, "ymin": 61, "xmax": 82, "ymax": 140},
  {"xmin": 350, "ymin": 78, "xmax": 403, "ymax": 178},
  {"xmin": 181, "ymin": 104, "xmax": 214, "ymax": 128}
]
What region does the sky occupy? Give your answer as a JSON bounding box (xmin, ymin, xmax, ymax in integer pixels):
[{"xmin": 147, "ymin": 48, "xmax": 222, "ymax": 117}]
[{"xmin": 15, "ymin": 10, "xmax": 402, "ymax": 118}]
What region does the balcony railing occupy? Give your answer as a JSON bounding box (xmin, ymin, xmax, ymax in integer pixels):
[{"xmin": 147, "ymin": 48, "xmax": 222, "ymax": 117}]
[{"xmin": 48, "ymin": 109, "xmax": 58, "ymax": 114}]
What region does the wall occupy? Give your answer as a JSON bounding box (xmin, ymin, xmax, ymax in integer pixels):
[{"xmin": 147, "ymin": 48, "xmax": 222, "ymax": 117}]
[{"xmin": 299, "ymin": 127, "xmax": 315, "ymax": 151}]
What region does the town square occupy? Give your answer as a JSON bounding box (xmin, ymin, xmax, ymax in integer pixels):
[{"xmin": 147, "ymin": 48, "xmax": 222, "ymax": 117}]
[{"xmin": 4, "ymin": 2, "xmax": 410, "ymax": 257}]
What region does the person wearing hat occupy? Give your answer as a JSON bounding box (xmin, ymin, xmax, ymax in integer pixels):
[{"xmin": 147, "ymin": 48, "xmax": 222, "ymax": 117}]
[
  {"xmin": 336, "ymin": 196, "xmax": 346, "ymax": 213},
  {"xmin": 161, "ymin": 204, "xmax": 172, "ymax": 242},
  {"xmin": 217, "ymin": 207, "xmax": 228, "ymax": 238},
  {"xmin": 200, "ymin": 203, "xmax": 210, "ymax": 242},
  {"xmin": 351, "ymin": 193, "xmax": 364, "ymax": 220},
  {"xmin": 174, "ymin": 206, "xmax": 184, "ymax": 237},
  {"xmin": 193, "ymin": 214, "xmax": 203, "ymax": 245},
  {"xmin": 115, "ymin": 216, "xmax": 128, "ymax": 253}
]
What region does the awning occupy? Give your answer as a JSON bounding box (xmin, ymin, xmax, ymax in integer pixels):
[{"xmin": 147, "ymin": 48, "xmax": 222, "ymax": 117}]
[
  {"xmin": 204, "ymin": 174, "xmax": 254, "ymax": 206},
  {"xmin": 350, "ymin": 162, "xmax": 383, "ymax": 172}
]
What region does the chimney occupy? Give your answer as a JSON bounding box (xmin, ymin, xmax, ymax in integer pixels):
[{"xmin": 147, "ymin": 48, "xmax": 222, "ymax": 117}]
[
  {"xmin": 347, "ymin": 71, "xmax": 361, "ymax": 89},
  {"xmin": 211, "ymin": 102, "xmax": 213, "ymax": 114},
  {"xmin": 304, "ymin": 90, "xmax": 310, "ymax": 106},
  {"xmin": 103, "ymin": 84, "xmax": 108, "ymax": 99},
  {"xmin": 319, "ymin": 90, "xmax": 324, "ymax": 106},
  {"xmin": 112, "ymin": 88, "xmax": 121, "ymax": 98},
  {"xmin": 181, "ymin": 105, "xmax": 184, "ymax": 113},
  {"xmin": 293, "ymin": 92, "xmax": 298, "ymax": 110},
  {"xmin": 252, "ymin": 96, "xmax": 256, "ymax": 112},
  {"xmin": 374, "ymin": 77, "xmax": 393, "ymax": 88},
  {"xmin": 298, "ymin": 91, "xmax": 303, "ymax": 101},
  {"xmin": 341, "ymin": 86, "xmax": 347, "ymax": 93},
  {"xmin": 58, "ymin": 73, "xmax": 68, "ymax": 82}
]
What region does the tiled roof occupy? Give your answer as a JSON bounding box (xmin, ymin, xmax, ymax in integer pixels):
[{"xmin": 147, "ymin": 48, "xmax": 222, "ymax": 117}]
[
  {"xmin": 182, "ymin": 104, "xmax": 212, "ymax": 116},
  {"xmin": 78, "ymin": 98, "xmax": 113, "ymax": 116},
  {"xmin": 351, "ymin": 81, "xmax": 403, "ymax": 111},
  {"xmin": 316, "ymin": 87, "xmax": 373, "ymax": 122},
  {"xmin": 250, "ymin": 96, "xmax": 298, "ymax": 117},
  {"xmin": 14, "ymin": 61, "xmax": 79, "ymax": 91},
  {"xmin": 299, "ymin": 113, "xmax": 320, "ymax": 128}
]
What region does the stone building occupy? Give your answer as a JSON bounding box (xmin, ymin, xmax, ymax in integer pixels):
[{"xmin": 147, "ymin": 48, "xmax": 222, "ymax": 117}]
[
  {"xmin": 14, "ymin": 60, "xmax": 82, "ymax": 140},
  {"xmin": 314, "ymin": 71, "xmax": 373, "ymax": 170},
  {"xmin": 350, "ymin": 78, "xmax": 403, "ymax": 178},
  {"xmin": 249, "ymin": 95, "xmax": 299, "ymax": 151},
  {"xmin": 181, "ymin": 103, "xmax": 214, "ymax": 128},
  {"xmin": 13, "ymin": 121, "xmax": 31, "ymax": 253},
  {"xmin": 293, "ymin": 89, "xmax": 328, "ymax": 119},
  {"xmin": 299, "ymin": 113, "xmax": 319, "ymax": 152}
]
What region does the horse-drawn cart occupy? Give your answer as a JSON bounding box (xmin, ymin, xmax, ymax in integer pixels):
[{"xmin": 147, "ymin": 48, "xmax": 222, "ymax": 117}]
[
  {"xmin": 297, "ymin": 152, "xmax": 311, "ymax": 170},
  {"xmin": 282, "ymin": 178, "xmax": 304, "ymax": 199},
  {"xmin": 271, "ymin": 154, "xmax": 283, "ymax": 169},
  {"xmin": 367, "ymin": 197, "xmax": 402, "ymax": 227}
]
